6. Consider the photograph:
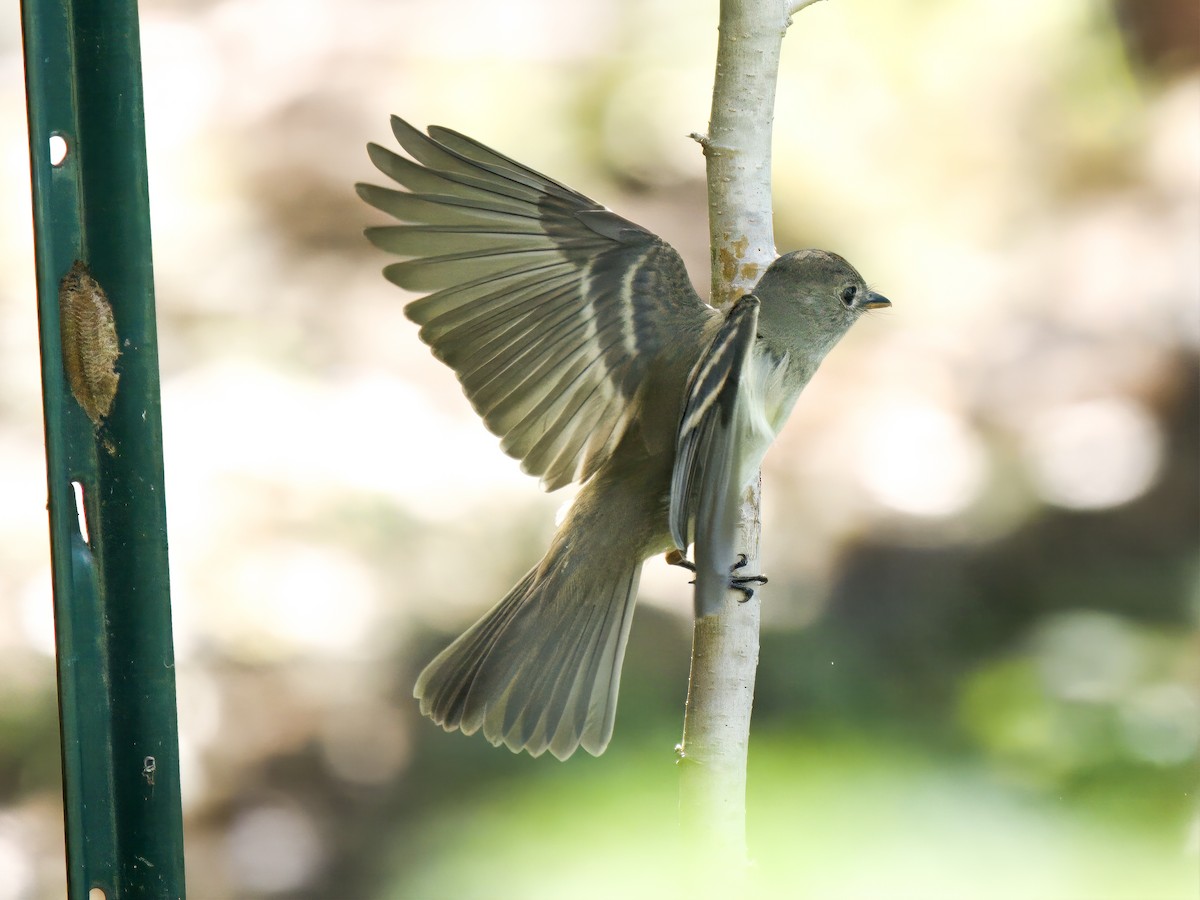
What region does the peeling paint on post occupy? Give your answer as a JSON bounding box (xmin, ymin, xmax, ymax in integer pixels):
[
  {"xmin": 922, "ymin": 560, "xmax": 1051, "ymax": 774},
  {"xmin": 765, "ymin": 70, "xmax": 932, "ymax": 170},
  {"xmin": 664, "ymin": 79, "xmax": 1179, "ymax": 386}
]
[{"xmin": 59, "ymin": 260, "xmax": 120, "ymax": 426}]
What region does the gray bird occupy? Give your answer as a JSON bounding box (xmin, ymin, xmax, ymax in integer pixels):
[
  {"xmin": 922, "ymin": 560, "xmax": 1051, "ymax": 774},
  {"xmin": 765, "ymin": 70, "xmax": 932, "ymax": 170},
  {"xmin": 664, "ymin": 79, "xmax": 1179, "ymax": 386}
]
[{"xmin": 357, "ymin": 117, "xmax": 889, "ymax": 760}]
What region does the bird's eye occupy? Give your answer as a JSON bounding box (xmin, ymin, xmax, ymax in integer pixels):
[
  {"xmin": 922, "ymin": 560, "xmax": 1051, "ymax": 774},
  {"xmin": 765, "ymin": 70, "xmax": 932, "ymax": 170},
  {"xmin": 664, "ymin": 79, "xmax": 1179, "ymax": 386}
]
[{"xmin": 840, "ymin": 285, "xmax": 858, "ymax": 307}]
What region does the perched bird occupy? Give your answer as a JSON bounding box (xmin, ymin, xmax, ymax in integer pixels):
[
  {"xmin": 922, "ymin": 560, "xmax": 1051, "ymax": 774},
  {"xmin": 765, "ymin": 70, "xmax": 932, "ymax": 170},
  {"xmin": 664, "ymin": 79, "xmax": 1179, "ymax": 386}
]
[{"xmin": 357, "ymin": 117, "xmax": 889, "ymax": 761}]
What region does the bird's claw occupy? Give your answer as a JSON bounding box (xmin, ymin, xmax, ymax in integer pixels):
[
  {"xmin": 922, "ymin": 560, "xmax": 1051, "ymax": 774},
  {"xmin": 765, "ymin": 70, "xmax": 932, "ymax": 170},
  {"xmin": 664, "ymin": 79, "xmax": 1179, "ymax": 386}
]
[{"xmin": 729, "ymin": 554, "xmax": 767, "ymax": 602}]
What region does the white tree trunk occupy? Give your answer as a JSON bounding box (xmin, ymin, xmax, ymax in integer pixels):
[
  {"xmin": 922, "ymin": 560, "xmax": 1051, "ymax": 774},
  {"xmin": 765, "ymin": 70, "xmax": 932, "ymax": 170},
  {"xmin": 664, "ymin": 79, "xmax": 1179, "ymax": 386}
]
[{"xmin": 678, "ymin": 0, "xmax": 813, "ymax": 885}]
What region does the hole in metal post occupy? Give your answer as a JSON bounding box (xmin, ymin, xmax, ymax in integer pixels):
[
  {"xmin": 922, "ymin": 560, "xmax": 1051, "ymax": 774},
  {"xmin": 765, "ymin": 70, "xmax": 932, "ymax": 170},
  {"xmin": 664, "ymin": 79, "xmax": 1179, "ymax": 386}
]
[
  {"xmin": 89, "ymin": 889, "xmax": 107, "ymax": 900},
  {"xmin": 49, "ymin": 134, "xmax": 68, "ymax": 166},
  {"xmin": 71, "ymin": 481, "xmax": 90, "ymax": 545}
]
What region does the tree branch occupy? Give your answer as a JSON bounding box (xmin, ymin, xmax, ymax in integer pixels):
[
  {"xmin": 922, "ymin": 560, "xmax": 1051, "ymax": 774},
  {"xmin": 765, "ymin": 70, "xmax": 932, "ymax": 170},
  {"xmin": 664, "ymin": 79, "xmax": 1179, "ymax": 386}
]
[{"xmin": 789, "ymin": 0, "xmax": 827, "ymax": 17}]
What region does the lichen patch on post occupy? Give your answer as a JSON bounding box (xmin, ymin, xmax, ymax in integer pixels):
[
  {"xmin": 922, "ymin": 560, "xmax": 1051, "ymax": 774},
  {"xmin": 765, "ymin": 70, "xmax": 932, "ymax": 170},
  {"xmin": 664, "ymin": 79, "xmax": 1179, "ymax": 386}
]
[{"xmin": 59, "ymin": 260, "xmax": 120, "ymax": 425}]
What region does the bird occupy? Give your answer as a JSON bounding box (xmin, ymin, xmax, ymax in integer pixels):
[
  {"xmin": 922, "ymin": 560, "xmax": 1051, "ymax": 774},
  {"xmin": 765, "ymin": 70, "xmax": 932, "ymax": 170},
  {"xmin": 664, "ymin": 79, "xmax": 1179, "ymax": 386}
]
[{"xmin": 357, "ymin": 117, "xmax": 889, "ymax": 761}]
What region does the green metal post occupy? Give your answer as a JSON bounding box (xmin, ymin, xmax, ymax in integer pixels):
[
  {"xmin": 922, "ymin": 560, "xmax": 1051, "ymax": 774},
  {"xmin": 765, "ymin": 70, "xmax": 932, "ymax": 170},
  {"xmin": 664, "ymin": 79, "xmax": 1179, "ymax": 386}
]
[{"xmin": 21, "ymin": 0, "xmax": 187, "ymax": 897}]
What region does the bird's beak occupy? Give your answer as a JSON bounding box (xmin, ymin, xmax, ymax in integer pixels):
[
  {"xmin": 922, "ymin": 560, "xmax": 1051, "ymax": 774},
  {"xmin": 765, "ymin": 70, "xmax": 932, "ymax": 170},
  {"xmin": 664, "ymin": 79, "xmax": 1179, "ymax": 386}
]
[{"xmin": 862, "ymin": 292, "xmax": 891, "ymax": 310}]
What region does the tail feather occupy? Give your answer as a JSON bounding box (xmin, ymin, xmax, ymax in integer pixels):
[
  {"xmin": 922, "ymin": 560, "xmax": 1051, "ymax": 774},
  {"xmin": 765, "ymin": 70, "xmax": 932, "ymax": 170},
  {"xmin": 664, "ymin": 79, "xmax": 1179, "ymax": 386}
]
[
  {"xmin": 575, "ymin": 570, "xmax": 637, "ymax": 749},
  {"xmin": 414, "ymin": 555, "xmax": 640, "ymax": 760},
  {"xmin": 419, "ymin": 569, "xmax": 533, "ymax": 731},
  {"xmin": 507, "ymin": 561, "xmax": 637, "ymax": 756}
]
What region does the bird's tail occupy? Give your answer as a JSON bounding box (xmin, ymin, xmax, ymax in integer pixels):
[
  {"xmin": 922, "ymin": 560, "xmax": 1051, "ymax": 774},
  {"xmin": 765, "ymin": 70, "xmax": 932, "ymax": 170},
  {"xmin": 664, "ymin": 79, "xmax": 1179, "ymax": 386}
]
[{"xmin": 413, "ymin": 540, "xmax": 642, "ymax": 760}]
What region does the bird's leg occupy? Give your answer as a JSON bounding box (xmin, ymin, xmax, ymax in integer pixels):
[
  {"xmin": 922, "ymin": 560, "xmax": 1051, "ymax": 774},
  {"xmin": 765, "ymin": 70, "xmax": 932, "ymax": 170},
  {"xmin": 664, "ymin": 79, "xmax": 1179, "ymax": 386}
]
[
  {"xmin": 665, "ymin": 549, "xmax": 696, "ymax": 573},
  {"xmin": 665, "ymin": 549, "xmax": 697, "ymax": 585},
  {"xmin": 729, "ymin": 553, "xmax": 768, "ymax": 603}
]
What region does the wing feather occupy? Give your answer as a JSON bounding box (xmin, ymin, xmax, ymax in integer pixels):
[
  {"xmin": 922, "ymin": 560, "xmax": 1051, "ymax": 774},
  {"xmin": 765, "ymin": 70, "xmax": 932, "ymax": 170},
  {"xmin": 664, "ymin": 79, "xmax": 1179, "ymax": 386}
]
[
  {"xmin": 668, "ymin": 296, "xmax": 760, "ymax": 617},
  {"xmin": 359, "ymin": 117, "xmax": 714, "ymax": 489}
]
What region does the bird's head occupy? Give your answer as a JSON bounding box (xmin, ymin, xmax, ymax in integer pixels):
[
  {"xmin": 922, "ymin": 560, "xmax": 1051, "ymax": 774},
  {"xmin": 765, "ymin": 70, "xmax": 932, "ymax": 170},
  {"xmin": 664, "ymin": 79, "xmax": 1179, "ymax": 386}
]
[{"xmin": 752, "ymin": 249, "xmax": 889, "ymax": 356}]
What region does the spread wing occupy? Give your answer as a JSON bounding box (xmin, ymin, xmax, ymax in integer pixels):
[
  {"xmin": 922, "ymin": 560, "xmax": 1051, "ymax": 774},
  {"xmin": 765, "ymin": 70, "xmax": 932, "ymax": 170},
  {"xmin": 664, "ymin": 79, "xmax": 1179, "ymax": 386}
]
[
  {"xmin": 669, "ymin": 295, "xmax": 760, "ymax": 618},
  {"xmin": 357, "ymin": 117, "xmax": 713, "ymax": 491}
]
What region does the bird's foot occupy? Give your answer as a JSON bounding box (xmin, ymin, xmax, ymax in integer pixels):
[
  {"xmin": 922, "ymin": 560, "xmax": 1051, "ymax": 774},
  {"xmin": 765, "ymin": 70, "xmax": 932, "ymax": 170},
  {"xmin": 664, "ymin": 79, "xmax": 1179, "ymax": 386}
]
[
  {"xmin": 668, "ymin": 550, "xmax": 767, "ymax": 601},
  {"xmin": 729, "ymin": 553, "xmax": 768, "ymax": 602},
  {"xmin": 665, "ymin": 549, "xmax": 697, "ymax": 573}
]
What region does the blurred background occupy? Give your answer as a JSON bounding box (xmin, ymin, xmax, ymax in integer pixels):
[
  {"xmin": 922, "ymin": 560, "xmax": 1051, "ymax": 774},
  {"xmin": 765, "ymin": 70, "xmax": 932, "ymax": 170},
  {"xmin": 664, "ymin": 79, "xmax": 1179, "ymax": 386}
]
[{"xmin": 1, "ymin": 0, "xmax": 1197, "ymax": 897}]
